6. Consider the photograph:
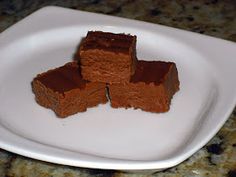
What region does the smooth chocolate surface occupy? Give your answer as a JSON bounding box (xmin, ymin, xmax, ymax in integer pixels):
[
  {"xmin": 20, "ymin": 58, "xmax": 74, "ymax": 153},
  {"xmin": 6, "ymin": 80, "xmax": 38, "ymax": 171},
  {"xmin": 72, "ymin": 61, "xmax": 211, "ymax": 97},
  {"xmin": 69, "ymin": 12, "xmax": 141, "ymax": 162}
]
[
  {"xmin": 131, "ymin": 60, "xmax": 174, "ymax": 84},
  {"xmin": 35, "ymin": 62, "xmax": 87, "ymax": 93},
  {"xmin": 80, "ymin": 31, "xmax": 136, "ymax": 54}
]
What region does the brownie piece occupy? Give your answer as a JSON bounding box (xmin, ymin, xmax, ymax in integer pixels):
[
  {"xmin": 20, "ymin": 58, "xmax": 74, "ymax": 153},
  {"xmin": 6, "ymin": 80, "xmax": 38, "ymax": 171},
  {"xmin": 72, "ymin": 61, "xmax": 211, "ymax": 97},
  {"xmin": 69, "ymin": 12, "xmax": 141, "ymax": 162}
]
[
  {"xmin": 32, "ymin": 62, "xmax": 107, "ymax": 118},
  {"xmin": 79, "ymin": 31, "xmax": 137, "ymax": 83},
  {"xmin": 108, "ymin": 60, "xmax": 180, "ymax": 113}
]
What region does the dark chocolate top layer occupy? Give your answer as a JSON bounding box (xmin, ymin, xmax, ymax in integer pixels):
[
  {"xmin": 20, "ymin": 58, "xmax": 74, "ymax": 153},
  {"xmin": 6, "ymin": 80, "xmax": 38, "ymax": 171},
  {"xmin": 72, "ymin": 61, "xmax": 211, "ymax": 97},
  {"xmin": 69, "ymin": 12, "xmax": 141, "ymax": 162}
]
[
  {"xmin": 80, "ymin": 31, "xmax": 136, "ymax": 54},
  {"xmin": 35, "ymin": 62, "xmax": 87, "ymax": 93},
  {"xmin": 131, "ymin": 60, "xmax": 174, "ymax": 85}
]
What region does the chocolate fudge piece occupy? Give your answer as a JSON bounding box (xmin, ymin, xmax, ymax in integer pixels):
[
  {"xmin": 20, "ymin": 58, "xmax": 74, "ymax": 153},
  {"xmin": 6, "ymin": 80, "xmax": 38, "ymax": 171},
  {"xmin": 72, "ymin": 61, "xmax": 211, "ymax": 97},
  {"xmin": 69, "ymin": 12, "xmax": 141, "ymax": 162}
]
[
  {"xmin": 108, "ymin": 60, "xmax": 180, "ymax": 112},
  {"xmin": 32, "ymin": 62, "xmax": 107, "ymax": 118},
  {"xmin": 79, "ymin": 31, "xmax": 137, "ymax": 83}
]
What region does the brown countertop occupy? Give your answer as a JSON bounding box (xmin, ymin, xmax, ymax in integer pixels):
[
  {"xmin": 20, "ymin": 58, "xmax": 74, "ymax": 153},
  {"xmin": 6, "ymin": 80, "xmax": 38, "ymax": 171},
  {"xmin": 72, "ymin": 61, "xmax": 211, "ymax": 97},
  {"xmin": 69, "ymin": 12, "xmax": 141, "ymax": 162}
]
[{"xmin": 0, "ymin": 0, "xmax": 235, "ymax": 176}]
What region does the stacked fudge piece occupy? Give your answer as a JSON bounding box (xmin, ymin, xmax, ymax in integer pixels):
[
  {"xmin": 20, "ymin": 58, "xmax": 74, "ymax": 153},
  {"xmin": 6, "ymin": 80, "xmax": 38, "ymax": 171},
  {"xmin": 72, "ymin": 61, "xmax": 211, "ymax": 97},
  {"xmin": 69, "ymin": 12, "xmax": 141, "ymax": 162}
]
[
  {"xmin": 109, "ymin": 61, "xmax": 179, "ymax": 113},
  {"xmin": 32, "ymin": 31, "xmax": 179, "ymax": 118},
  {"xmin": 32, "ymin": 62, "xmax": 108, "ymax": 118},
  {"xmin": 79, "ymin": 31, "xmax": 137, "ymax": 83}
]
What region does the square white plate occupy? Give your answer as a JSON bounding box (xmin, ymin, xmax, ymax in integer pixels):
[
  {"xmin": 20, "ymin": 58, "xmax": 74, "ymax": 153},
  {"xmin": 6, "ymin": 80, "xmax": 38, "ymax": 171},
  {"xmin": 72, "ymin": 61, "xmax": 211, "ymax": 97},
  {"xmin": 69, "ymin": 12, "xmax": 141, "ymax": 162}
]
[{"xmin": 0, "ymin": 6, "xmax": 235, "ymax": 171}]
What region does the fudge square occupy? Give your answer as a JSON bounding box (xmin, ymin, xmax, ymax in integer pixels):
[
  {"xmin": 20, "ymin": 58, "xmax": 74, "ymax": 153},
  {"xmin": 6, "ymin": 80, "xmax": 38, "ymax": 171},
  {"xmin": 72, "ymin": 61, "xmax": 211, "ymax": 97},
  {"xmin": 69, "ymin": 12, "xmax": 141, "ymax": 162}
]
[
  {"xmin": 108, "ymin": 60, "xmax": 180, "ymax": 113},
  {"xmin": 79, "ymin": 31, "xmax": 137, "ymax": 83},
  {"xmin": 32, "ymin": 62, "xmax": 107, "ymax": 118}
]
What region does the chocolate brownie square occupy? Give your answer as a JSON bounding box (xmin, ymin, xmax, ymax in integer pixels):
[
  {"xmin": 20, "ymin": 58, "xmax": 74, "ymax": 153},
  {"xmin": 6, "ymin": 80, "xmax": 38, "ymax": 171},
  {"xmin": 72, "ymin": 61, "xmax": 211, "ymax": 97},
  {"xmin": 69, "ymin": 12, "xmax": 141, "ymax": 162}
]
[
  {"xmin": 79, "ymin": 31, "xmax": 137, "ymax": 83},
  {"xmin": 32, "ymin": 62, "xmax": 107, "ymax": 118},
  {"xmin": 108, "ymin": 60, "xmax": 180, "ymax": 112}
]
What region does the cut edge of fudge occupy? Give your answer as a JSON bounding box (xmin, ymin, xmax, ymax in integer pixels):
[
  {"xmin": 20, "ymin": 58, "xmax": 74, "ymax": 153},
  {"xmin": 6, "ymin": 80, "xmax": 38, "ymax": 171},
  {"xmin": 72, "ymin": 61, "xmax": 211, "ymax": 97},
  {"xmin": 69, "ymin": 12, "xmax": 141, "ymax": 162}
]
[
  {"xmin": 32, "ymin": 62, "xmax": 108, "ymax": 118},
  {"xmin": 108, "ymin": 60, "xmax": 180, "ymax": 113},
  {"xmin": 79, "ymin": 31, "xmax": 137, "ymax": 83}
]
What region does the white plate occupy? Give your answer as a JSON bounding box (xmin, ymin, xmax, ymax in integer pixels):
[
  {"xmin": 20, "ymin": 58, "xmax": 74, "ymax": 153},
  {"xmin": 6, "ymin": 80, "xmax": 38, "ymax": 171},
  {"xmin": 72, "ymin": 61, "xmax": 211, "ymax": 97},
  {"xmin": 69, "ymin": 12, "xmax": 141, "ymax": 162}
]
[{"xmin": 0, "ymin": 6, "xmax": 235, "ymax": 171}]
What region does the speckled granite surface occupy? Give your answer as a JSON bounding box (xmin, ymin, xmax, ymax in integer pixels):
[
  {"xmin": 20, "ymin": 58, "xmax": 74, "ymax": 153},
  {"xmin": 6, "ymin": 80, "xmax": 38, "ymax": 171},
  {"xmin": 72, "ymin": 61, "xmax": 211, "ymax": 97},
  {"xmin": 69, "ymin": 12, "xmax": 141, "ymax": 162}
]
[{"xmin": 0, "ymin": 0, "xmax": 235, "ymax": 176}]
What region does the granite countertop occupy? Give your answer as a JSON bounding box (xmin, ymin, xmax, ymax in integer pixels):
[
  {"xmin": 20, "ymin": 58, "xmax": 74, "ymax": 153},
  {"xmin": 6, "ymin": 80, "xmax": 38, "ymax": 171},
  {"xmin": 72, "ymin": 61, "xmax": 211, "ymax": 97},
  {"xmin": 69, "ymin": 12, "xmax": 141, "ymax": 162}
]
[{"xmin": 0, "ymin": 0, "xmax": 235, "ymax": 176}]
